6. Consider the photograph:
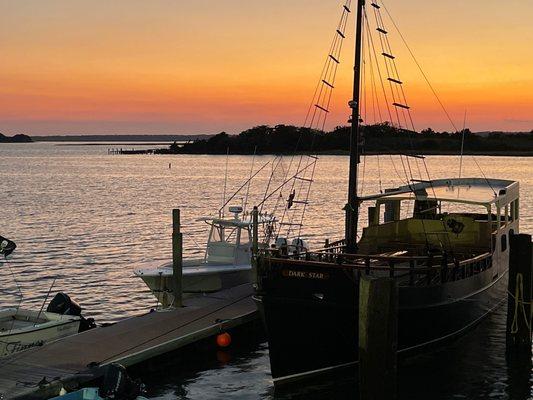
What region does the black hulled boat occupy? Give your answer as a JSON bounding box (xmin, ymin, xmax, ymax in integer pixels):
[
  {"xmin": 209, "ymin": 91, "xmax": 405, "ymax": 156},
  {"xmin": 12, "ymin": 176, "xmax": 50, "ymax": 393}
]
[{"xmin": 254, "ymin": 0, "xmax": 519, "ymax": 383}]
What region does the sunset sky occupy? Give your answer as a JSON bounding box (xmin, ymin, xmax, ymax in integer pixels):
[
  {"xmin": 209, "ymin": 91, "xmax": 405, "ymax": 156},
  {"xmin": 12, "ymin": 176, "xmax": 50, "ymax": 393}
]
[{"xmin": 1, "ymin": 0, "xmax": 532, "ymax": 135}]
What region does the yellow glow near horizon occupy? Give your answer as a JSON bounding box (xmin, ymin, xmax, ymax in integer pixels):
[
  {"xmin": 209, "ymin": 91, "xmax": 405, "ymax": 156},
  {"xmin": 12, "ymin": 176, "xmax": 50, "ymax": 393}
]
[{"xmin": 0, "ymin": 0, "xmax": 531, "ymax": 135}]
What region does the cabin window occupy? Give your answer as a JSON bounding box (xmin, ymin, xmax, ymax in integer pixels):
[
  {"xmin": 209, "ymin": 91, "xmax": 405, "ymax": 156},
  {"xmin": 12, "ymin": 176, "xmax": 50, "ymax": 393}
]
[
  {"xmin": 501, "ymin": 234, "xmax": 507, "ymax": 252},
  {"xmin": 225, "ymin": 227, "xmax": 240, "ymax": 244},
  {"xmin": 209, "ymin": 226, "xmax": 223, "ymax": 242},
  {"xmin": 512, "ymin": 199, "xmax": 519, "ymax": 220}
]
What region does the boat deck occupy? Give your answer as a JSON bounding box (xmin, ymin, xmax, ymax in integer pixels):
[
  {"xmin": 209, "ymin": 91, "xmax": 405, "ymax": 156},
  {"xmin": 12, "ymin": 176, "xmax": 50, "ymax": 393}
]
[{"xmin": 0, "ymin": 284, "xmax": 257, "ymax": 400}]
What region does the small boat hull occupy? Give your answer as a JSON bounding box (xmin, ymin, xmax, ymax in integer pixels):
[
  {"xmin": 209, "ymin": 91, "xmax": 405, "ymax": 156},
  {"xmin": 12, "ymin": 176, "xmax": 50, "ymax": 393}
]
[
  {"xmin": 135, "ymin": 262, "xmax": 252, "ymax": 305},
  {"xmin": 0, "ymin": 309, "xmax": 81, "ymax": 357},
  {"xmin": 256, "ymin": 261, "xmax": 508, "ymax": 382}
]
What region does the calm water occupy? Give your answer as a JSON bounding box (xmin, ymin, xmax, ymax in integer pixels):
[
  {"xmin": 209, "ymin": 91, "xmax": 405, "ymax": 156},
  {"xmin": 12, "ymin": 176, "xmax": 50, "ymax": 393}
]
[{"xmin": 0, "ymin": 142, "xmax": 531, "ymax": 399}]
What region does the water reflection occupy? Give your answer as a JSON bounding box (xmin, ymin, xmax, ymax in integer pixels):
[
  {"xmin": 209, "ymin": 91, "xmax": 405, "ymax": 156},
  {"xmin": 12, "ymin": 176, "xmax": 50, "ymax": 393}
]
[{"xmin": 0, "ymin": 143, "xmax": 531, "ymax": 398}]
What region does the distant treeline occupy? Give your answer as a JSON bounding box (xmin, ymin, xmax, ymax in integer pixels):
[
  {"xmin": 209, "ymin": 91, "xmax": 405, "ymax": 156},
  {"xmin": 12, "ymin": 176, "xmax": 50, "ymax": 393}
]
[
  {"xmin": 33, "ymin": 134, "xmax": 210, "ymax": 142},
  {"xmin": 157, "ymin": 124, "xmax": 533, "ymax": 156},
  {"xmin": 0, "ymin": 133, "xmax": 32, "ymax": 143}
]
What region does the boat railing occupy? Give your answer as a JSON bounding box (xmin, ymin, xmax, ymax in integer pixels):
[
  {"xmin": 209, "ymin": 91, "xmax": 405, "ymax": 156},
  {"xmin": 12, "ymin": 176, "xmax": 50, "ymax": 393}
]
[{"xmin": 259, "ymin": 248, "xmax": 492, "ymax": 286}]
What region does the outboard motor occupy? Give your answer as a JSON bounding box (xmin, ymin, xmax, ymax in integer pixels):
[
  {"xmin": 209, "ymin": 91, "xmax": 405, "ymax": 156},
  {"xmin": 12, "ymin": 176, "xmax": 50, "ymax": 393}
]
[
  {"xmin": 99, "ymin": 363, "xmax": 144, "ymax": 400},
  {"xmin": 47, "ymin": 292, "xmax": 96, "ymax": 332},
  {"xmin": 47, "ymin": 292, "xmax": 82, "ymax": 316}
]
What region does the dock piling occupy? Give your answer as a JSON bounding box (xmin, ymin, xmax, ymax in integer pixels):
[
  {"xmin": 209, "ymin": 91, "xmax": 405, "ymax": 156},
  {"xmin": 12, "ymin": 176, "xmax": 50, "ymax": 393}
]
[
  {"xmin": 359, "ymin": 276, "xmax": 398, "ymax": 400},
  {"xmin": 172, "ymin": 209, "xmax": 183, "ymax": 308},
  {"xmin": 506, "ymin": 233, "xmax": 532, "ymax": 354}
]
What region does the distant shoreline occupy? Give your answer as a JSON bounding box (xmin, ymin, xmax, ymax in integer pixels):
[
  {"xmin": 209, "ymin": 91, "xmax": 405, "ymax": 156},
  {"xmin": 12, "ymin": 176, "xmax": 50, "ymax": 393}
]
[
  {"xmin": 32, "ymin": 134, "xmax": 210, "ymax": 142},
  {"xmin": 149, "ymin": 124, "xmax": 533, "ymax": 157},
  {"xmin": 55, "ymin": 142, "xmax": 176, "ymax": 146}
]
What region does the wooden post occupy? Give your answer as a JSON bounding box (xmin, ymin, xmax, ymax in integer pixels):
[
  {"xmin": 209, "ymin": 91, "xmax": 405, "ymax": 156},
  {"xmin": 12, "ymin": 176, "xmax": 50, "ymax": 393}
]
[
  {"xmin": 252, "ymin": 206, "xmax": 259, "ymax": 286},
  {"xmin": 359, "ymin": 276, "xmax": 398, "ymax": 400},
  {"xmin": 172, "ymin": 209, "xmax": 183, "ymax": 308},
  {"xmin": 506, "ymin": 233, "xmax": 532, "ymax": 354}
]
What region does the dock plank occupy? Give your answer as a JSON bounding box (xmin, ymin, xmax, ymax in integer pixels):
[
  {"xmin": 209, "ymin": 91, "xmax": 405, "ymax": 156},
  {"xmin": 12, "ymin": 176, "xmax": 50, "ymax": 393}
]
[{"xmin": 0, "ymin": 284, "xmax": 257, "ymax": 400}]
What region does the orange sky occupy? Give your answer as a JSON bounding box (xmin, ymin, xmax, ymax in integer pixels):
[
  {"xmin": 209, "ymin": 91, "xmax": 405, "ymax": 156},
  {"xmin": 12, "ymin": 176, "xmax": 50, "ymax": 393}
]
[{"xmin": 1, "ymin": 0, "xmax": 532, "ymax": 135}]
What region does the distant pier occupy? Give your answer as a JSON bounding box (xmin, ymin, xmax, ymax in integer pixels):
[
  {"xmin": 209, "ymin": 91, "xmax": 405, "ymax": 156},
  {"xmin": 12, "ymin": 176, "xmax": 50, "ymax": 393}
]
[{"xmin": 107, "ymin": 148, "xmax": 155, "ymax": 155}]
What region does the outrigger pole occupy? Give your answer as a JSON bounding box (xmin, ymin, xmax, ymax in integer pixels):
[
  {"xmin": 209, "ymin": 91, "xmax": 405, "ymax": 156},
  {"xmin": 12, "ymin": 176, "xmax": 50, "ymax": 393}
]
[{"xmin": 345, "ymin": 0, "xmax": 365, "ymax": 253}]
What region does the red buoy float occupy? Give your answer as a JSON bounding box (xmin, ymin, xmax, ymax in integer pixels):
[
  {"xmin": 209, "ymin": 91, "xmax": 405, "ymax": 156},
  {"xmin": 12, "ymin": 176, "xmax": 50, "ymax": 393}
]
[{"xmin": 216, "ymin": 332, "xmax": 232, "ymax": 348}]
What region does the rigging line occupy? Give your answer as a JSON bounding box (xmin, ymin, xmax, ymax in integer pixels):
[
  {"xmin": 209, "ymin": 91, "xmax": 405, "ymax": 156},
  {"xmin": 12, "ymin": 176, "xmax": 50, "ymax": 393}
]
[
  {"xmin": 242, "ymin": 146, "xmax": 258, "ymax": 214},
  {"xmin": 5, "ymin": 258, "xmax": 24, "ymax": 334},
  {"xmin": 307, "ymin": 0, "xmax": 351, "ymax": 129},
  {"xmin": 297, "ymin": 159, "xmax": 318, "ymax": 238},
  {"xmin": 360, "ymin": 152, "xmax": 367, "ymax": 197},
  {"xmin": 367, "ymin": 31, "xmax": 380, "ymax": 123},
  {"xmin": 260, "ymin": 155, "xmax": 282, "ymax": 214},
  {"xmin": 364, "ymin": 10, "xmax": 393, "ymax": 123},
  {"xmin": 379, "ymin": 0, "xmax": 458, "ymax": 133},
  {"xmin": 257, "ymin": 160, "xmax": 318, "ymax": 208},
  {"xmin": 304, "ymin": 9, "xmax": 345, "ymax": 128},
  {"xmin": 389, "ymin": 154, "xmax": 405, "ymax": 184},
  {"xmin": 221, "ymin": 147, "xmax": 230, "ymax": 217},
  {"xmin": 289, "ymin": 1, "xmax": 353, "ymax": 235},
  {"xmin": 458, "ymin": 109, "xmax": 467, "ymax": 180},
  {"xmin": 362, "ymin": 28, "xmax": 367, "ymax": 124},
  {"xmin": 382, "ymin": 0, "xmax": 494, "ymax": 193},
  {"xmin": 398, "ymin": 155, "xmax": 412, "ymax": 186},
  {"xmin": 375, "ymin": 1, "xmax": 446, "ymax": 231},
  {"xmin": 219, "ymin": 159, "xmax": 272, "ymax": 214},
  {"xmin": 376, "ymin": 154, "xmax": 383, "ymax": 193},
  {"xmin": 370, "ymin": 9, "xmax": 402, "ymax": 127}
]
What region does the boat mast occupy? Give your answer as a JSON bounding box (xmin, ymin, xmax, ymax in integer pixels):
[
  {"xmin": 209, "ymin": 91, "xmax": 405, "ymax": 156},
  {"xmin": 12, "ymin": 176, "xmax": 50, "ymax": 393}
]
[{"xmin": 345, "ymin": 0, "xmax": 365, "ymax": 253}]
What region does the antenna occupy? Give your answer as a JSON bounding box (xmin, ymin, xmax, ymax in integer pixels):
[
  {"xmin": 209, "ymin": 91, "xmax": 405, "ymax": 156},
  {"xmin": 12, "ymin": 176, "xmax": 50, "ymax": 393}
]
[
  {"xmin": 35, "ymin": 278, "xmax": 56, "ymax": 326},
  {"xmin": 243, "ymin": 146, "xmax": 257, "ymax": 214},
  {"xmin": 221, "ymin": 147, "xmax": 229, "ymax": 218}
]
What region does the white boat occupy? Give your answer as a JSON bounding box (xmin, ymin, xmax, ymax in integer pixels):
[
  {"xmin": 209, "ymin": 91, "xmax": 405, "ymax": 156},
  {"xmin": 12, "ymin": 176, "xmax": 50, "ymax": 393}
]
[
  {"xmin": 0, "ymin": 235, "xmax": 93, "ymax": 358},
  {"xmin": 134, "ymin": 206, "xmax": 282, "ymax": 306},
  {"xmin": 0, "ymin": 307, "xmax": 80, "ymax": 357}
]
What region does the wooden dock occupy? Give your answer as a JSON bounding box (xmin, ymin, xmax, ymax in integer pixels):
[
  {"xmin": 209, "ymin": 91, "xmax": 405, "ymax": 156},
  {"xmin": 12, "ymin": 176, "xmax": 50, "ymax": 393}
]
[{"xmin": 0, "ymin": 284, "xmax": 257, "ymax": 400}]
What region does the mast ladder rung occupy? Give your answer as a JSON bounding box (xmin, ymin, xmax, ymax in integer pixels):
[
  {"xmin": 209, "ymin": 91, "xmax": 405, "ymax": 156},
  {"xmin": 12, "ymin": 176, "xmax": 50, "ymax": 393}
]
[
  {"xmin": 343, "ymin": 5, "xmax": 351, "ymax": 13},
  {"xmin": 336, "ymin": 29, "xmax": 346, "ymax": 39},
  {"xmin": 314, "ymin": 104, "xmax": 329, "ymax": 113},
  {"xmin": 371, "ymin": 3, "xmax": 381, "ymax": 9},
  {"xmin": 393, "ymin": 102, "xmax": 410, "ymax": 110},
  {"xmin": 291, "ymin": 200, "xmax": 309, "ymax": 205},
  {"xmin": 322, "ymin": 79, "xmax": 335, "ymax": 89},
  {"xmin": 329, "ymin": 54, "xmax": 340, "ymax": 64},
  {"xmin": 382, "ymin": 52, "xmax": 395, "ymax": 59},
  {"xmin": 279, "ymin": 222, "xmax": 303, "ymax": 226},
  {"xmin": 387, "ymin": 77, "xmax": 403, "ymax": 84},
  {"xmin": 295, "ymin": 176, "xmax": 314, "ymax": 183},
  {"xmin": 376, "ymin": 28, "xmax": 388, "ymax": 34}
]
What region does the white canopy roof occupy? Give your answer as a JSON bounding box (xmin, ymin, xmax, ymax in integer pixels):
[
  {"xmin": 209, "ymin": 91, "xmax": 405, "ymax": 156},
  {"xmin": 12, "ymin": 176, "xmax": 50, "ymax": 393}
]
[{"xmin": 358, "ymin": 177, "xmax": 519, "ymax": 206}]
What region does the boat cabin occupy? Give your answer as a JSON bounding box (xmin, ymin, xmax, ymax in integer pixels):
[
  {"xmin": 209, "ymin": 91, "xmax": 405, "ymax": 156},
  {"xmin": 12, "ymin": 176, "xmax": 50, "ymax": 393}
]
[
  {"xmin": 357, "ymin": 178, "xmax": 519, "ymax": 271},
  {"xmin": 203, "ymin": 206, "xmax": 276, "ymax": 265}
]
